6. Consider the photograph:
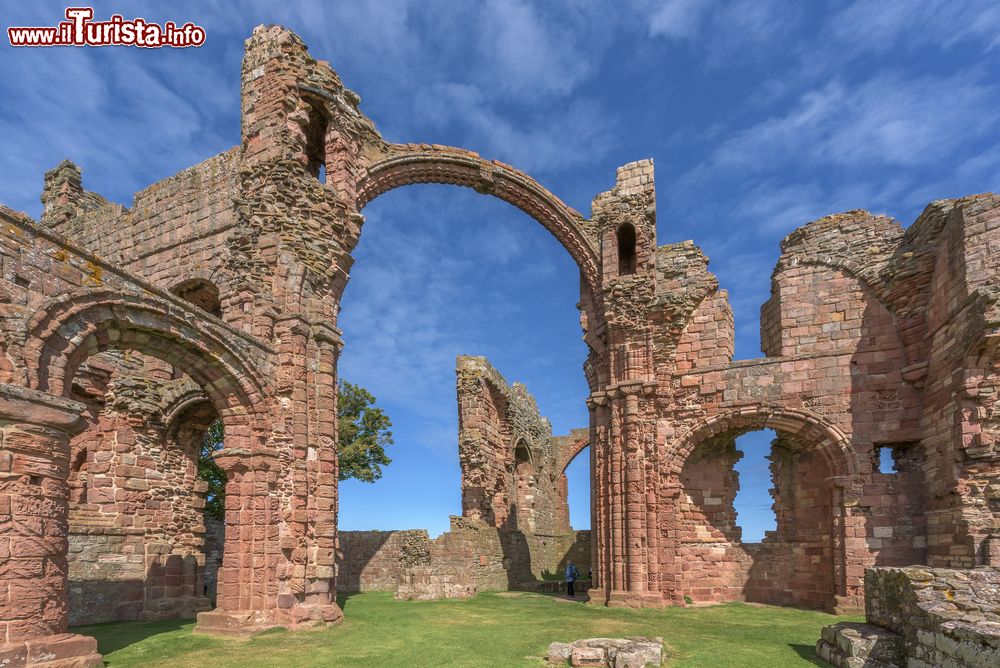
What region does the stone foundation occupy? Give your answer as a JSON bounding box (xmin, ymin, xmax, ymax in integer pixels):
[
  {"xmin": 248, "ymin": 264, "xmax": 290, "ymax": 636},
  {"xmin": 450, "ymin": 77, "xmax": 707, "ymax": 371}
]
[
  {"xmin": 816, "ymin": 622, "xmax": 904, "ymax": 668},
  {"xmin": 818, "ymin": 567, "xmax": 1000, "ymax": 667},
  {"xmin": 0, "ymin": 634, "xmax": 103, "ymax": 668}
]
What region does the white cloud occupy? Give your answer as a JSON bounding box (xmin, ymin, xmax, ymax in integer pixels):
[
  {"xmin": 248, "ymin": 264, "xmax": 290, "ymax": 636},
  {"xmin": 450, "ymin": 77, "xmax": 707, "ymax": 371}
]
[
  {"xmin": 829, "ymin": 0, "xmax": 1000, "ymax": 53},
  {"xmin": 646, "ymin": 0, "xmax": 715, "ymax": 41},
  {"xmin": 414, "ymin": 82, "xmax": 616, "ymax": 173},
  {"xmin": 478, "ymin": 0, "xmax": 593, "ymax": 97},
  {"xmin": 638, "ymin": 0, "xmax": 803, "ymax": 66},
  {"xmin": 706, "ymin": 70, "xmax": 998, "ymax": 175}
]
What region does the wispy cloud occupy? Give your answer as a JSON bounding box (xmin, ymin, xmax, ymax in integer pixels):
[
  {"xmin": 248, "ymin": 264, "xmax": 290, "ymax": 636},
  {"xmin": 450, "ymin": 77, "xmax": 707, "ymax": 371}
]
[
  {"xmin": 829, "ymin": 0, "xmax": 1000, "ymax": 53},
  {"xmin": 477, "ymin": 0, "xmax": 593, "ymax": 98},
  {"xmin": 637, "ymin": 0, "xmax": 803, "ymax": 66},
  {"xmin": 414, "ymin": 82, "xmax": 617, "ymax": 173}
]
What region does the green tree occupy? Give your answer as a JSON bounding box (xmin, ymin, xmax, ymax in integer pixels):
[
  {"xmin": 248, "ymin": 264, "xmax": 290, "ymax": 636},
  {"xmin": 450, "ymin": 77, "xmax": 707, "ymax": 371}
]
[
  {"xmin": 198, "ymin": 420, "xmax": 226, "ymax": 521},
  {"xmin": 196, "ymin": 380, "xmax": 393, "ymax": 519},
  {"xmin": 336, "ymin": 380, "xmax": 393, "ymax": 482}
]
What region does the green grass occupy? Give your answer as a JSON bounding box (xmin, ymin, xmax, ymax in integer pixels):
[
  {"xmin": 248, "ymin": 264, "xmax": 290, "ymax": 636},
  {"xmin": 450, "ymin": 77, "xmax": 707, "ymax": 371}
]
[{"xmin": 73, "ymin": 592, "xmax": 857, "ymax": 667}]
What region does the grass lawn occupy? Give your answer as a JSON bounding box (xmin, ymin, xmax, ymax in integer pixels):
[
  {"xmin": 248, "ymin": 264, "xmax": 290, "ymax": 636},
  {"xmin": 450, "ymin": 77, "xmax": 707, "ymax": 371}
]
[{"xmin": 74, "ymin": 592, "xmax": 856, "ymax": 667}]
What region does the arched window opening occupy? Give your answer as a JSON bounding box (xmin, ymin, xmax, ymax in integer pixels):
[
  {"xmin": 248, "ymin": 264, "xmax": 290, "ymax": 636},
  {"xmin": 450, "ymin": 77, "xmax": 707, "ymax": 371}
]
[
  {"xmin": 198, "ymin": 418, "xmax": 226, "ymax": 604},
  {"xmin": 171, "ymin": 279, "xmax": 222, "ymax": 317},
  {"xmin": 303, "ymin": 98, "xmax": 328, "ymax": 183},
  {"xmin": 617, "ymin": 223, "xmax": 637, "ymax": 276},
  {"xmin": 512, "ymin": 441, "xmax": 537, "ymax": 532},
  {"xmin": 562, "ymin": 443, "xmax": 590, "ymax": 532},
  {"xmin": 678, "ymin": 424, "xmax": 851, "ymax": 608},
  {"xmin": 514, "ymin": 442, "xmax": 533, "ymax": 476},
  {"xmin": 732, "ymin": 430, "xmax": 778, "ymax": 542}
]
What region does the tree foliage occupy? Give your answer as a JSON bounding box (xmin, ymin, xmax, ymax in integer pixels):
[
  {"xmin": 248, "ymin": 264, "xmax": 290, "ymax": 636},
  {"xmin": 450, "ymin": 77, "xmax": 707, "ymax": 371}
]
[
  {"xmin": 198, "ymin": 420, "xmax": 226, "ymax": 521},
  {"xmin": 336, "ymin": 380, "xmax": 393, "ymax": 483},
  {"xmin": 196, "ymin": 380, "xmax": 393, "ymax": 519}
]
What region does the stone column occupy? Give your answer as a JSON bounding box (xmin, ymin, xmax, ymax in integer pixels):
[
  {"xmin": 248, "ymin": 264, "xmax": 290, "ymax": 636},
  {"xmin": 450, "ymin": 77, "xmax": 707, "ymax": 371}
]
[
  {"xmin": 0, "ymin": 384, "xmax": 102, "ymax": 668},
  {"xmin": 301, "ymin": 324, "xmax": 342, "ymax": 617},
  {"xmin": 194, "ymin": 447, "xmax": 281, "ymax": 635},
  {"xmin": 605, "ymin": 384, "xmax": 662, "ymax": 608},
  {"xmin": 587, "ymin": 400, "xmax": 608, "ymax": 601},
  {"xmin": 589, "ymin": 383, "xmax": 662, "ymax": 609},
  {"xmin": 193, "ymin": 444, "xmax": 342, "ymax": 637},
  {"xmin": 830, "ymin": 475, "xmax": 865, "ymax": 613}
]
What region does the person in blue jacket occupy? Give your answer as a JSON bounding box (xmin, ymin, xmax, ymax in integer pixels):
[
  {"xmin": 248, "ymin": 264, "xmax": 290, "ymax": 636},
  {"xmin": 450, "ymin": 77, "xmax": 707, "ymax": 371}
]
[{"xmin": 565, "ymin": 560, "xmax": 580, "ymax": 597}]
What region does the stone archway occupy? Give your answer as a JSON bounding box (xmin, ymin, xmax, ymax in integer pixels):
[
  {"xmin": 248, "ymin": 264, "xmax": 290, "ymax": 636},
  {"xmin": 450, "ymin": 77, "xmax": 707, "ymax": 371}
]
[
  {"xmin": 666, "ymin": 407, "xmax": 863, "ymax": 611},
  {"xmin": 23, "ymin": 289, "xmax": 270, "ymax": 424},
  {"xmin": 1, "ymin": 287, "xmax": 295, "ymax": 656},
  {"xmin": 357, "ymin": 145, "xmax": 601, "ymax": 296}
]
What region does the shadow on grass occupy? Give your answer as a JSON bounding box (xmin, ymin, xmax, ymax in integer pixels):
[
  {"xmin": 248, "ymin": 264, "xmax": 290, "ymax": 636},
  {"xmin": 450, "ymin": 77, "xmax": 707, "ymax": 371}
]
[
  {"xmin": 788, "ymin": 643, "xmax": 826, "ymax": 666},
  {"xmin": 72, "ymin": 618, "xmax": 190, "ymax": 657},
  {"xmin": 337, "ymin": 591, "xmax": 367, "ymax": 612}
]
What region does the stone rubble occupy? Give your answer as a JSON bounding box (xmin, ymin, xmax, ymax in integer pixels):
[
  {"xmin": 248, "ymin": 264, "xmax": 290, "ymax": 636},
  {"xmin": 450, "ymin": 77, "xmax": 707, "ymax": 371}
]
[{"xmin": 546, "ymin": 637, "xmax": 663, "ymax": 667}]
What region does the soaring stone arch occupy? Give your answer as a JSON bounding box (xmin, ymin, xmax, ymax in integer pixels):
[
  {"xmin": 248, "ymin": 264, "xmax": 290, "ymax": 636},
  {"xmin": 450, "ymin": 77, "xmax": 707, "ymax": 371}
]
[{"xmin": 357, "ymin": 144, "xmax": 601, "ymax": 295}]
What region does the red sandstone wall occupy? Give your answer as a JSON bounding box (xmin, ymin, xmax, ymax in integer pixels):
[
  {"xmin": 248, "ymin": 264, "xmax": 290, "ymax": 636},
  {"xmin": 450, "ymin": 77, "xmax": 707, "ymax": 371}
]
[{"xmin": 456, "ymin": 356, "xmax": 569, "ymax": 535}]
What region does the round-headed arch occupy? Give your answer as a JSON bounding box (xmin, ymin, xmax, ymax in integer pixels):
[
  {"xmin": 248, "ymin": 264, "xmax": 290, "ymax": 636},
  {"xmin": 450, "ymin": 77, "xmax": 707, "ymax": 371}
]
[
  {"xmin": 357, "ymin": 144, "xmax": 601, "ymax": 294},
  {"xmin": 23, "ymin": 289, "xmax": 272, "ymax": 442},
  {"xmin": 557, "ymin": 431, "xmax": 590, "ymax": 478},
  {"xmin": 670, "ymin": 407, "xmax": 861, "ymax": 480}
]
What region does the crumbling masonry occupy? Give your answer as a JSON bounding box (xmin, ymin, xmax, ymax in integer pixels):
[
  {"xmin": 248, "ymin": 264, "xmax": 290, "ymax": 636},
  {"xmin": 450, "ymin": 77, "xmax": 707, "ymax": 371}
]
[
  {"xmin": 336, "ymin": 356, "xmax": 591, "ymax": 600},
  {"xmin": 0, "ymin": 24, "xmax": 999, "ymax": 667}
]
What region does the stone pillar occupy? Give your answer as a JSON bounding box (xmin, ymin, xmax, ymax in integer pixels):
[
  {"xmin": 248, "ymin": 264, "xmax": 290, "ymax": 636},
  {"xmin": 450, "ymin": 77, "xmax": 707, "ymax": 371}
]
[
  {"xmin": 194, "ymin": 447, "xmax": 281, "ymax": 635},
  {"xmin": 606, "ymin": 384, "xmax": 662, "ymax": 608},
  {"xmin": 303, "ymin": 324, "xmax": 341, "ymax": 614},
  {"xmin": 193, "ymin": 445, "xmax": 342, "ymax": 637},
  {"xmin": 0, "ymin": 384, "xmax": 102, "ymax": 668},
  {"xmin": 587, "ymin": 400, "xmax": 608, "ymax": 601},
  {"xmin": 831, "ymin": 475, "xmax": 865, "ymax": 613},
  {"xmin": 589, "ymin": 384, "xmax": 662, "ymax": 609}
]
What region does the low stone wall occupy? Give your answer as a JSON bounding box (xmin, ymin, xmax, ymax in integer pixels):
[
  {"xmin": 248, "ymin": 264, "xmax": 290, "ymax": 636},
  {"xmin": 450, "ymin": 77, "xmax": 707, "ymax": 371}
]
[
  {"xmin": 335, "ymin": 517, "xmax": 591, "ymax": 599},
  {"xmin": 68, "ymin": 528, "xmax": 210, "ymax": 624},
  {"xmin": 818, "ymin": 566, "xmax": 1000, "ymax": 667},
  {"xmin": 336, "ymin": 530, "xmax": 432, "ymax": 592},
  {"xmin": 396, "ymin": 517, "xmax": 591, "ymax": 600}
]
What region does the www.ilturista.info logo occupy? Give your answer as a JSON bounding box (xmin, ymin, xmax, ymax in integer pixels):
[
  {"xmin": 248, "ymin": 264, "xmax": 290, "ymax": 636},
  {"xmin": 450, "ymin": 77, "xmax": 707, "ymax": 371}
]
[{"xmin": 8, "ymin": 7, "xmax": 206, "ymax": 47}]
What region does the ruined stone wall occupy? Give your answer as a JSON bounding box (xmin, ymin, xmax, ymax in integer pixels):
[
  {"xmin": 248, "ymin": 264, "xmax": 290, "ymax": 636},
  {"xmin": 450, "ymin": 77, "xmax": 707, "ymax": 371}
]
[
  {"xmin": 639, "ymin": 198, "xmax": 1000, "ymax": 612},
  {"xmin": 864, "ymin": 567, "xmax": 1000, "ymax": 667},
  {"xmin": 818, "ymin": 566, "xmax": 1000, "ymax": 668},
  {"xmin": 4, "ymin": 23, "xmax": 1000, "ymax": 667},
  {"xmin": 394, "ymin": 517, "xmax": 592, "ymax": 600},
  {"xmin": 67, "ymin": 532, "xmax": 144, "ymax": 625},
  {"xmin": 456, "ymin": 356, "xmax": 570, "ymax": 535},
  {"xmin": 335, "ymin": 530, "xmax": 431, "ymax": 592},
  {"xmin": 42, "ymin": 152, "xmax": 240, "ymax": 311},
  {"xmin": 65, "ymin": 363, "xmax": 215, "ymax": 622},
  {"xmin": 334, "ymin": 356, "xmax": 591, "ymax": 599}
]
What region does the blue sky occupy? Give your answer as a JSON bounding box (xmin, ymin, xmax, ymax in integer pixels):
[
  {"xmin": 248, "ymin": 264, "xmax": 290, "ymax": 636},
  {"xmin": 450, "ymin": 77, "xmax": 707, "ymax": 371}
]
[{"xmin": 2, "ymin": 1, "xmax": 999, "ymax": 540}]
